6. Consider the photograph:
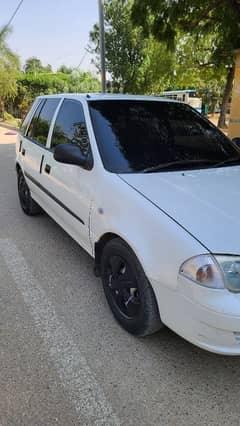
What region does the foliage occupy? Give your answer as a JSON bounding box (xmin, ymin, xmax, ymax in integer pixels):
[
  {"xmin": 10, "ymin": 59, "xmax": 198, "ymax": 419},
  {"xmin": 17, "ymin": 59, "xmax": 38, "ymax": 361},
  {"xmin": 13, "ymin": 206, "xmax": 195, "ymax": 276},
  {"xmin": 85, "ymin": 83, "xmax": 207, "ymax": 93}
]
[
  {"xmin": 0, "ymin": 27, "xmax": 100, "ymax": 119},
  {"xmin": 131, "ymin": 0, "xmax": 240, "ymax": 61},
  {"xmin": 136, "ymin": 38, "xmax": 175, "ymax": 94},
  {"xmin": 89, "ymin": 0, "xmax": 229, "ymax": 110},
  {"xmin": 57, "ymin": 65, "xmax": 75, "ymax": 74},
  {"xmin": 131, "ymin": 0, "xmax": 240, "ymax": 126},
  {"xmin": 2, "ymin": 0, "xmax": 236, "ymax": 126},
  {"xmin": 24, "ymin": 57, "xmax": 52, "ymax": 74},
  {"xmin": 89, "ymin": 0, "xmax": 148, "ymax": 93},
  {"xmin": 68, "ymin": 69, "xmax": 101, "ymax": 92},
  {"xmin": 90, "ymin": 0, "xmax": 172, "ymax": 93},
  {"xmin": 3, "ymin": 110, "xmax": 21, "ymax": 127},
  {"xmin": 89, "ymin": 0, "xmax": 176, "ymax": 94},
  {"xmin": 171, "ymin": 33, "xmax": 228, "ymax": 112},
  {"xmin": 0, "ymin": 26, "xmax": 20, "ymax": 116},
  {"xmin": 10, "ymin": 68, "xmax": 100, "ymax": 118}
]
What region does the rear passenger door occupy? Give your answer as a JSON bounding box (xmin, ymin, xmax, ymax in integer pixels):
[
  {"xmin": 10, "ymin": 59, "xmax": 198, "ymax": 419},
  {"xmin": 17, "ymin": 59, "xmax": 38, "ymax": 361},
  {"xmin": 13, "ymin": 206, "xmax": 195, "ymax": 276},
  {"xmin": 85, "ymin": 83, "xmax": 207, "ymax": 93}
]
[
  {"xmin": 39, "ymin": 99, "xmax": 95, "ymax": 254},
  {"xmin": 21, "ymin": 98, "xmax": 60, "ymax": 204}
]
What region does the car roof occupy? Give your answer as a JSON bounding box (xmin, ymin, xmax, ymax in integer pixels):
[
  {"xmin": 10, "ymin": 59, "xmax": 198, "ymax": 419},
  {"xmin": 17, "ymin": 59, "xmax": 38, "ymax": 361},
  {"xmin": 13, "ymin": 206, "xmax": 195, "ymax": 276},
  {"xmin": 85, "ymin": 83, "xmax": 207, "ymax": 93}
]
[{"xmin": 36, "ymin": 93, "xmax": 180, "ymax": 103}]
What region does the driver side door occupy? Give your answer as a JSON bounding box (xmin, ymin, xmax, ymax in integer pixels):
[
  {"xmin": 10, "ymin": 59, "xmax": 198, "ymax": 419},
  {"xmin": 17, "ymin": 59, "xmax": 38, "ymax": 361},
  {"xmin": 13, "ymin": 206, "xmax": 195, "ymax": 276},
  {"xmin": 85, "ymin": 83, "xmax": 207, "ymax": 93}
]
[{"xmin": 39, "ymin": 99, "xmax": 95, "ymax": 254}]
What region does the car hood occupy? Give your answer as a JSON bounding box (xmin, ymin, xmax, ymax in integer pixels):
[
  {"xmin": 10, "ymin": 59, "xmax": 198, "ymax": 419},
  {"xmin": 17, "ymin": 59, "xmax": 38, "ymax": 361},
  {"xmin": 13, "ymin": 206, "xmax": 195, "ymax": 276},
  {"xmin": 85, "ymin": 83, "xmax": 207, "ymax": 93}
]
[{"xmin": 120, "ymin": 166, "xmax": 240, "ymax": 254}]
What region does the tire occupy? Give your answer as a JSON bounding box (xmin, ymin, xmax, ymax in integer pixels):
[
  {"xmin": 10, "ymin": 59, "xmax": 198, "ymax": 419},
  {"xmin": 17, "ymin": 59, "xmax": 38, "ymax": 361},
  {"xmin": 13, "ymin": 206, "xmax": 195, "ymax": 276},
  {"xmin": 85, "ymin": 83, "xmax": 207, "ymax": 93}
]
[
  {"xmin": 17, "ymin": 170, "xmax": 42, "ymax": 216},
  {"xmin": 101, "ymin": 238, "xmax": 163, "ymax": 336}
]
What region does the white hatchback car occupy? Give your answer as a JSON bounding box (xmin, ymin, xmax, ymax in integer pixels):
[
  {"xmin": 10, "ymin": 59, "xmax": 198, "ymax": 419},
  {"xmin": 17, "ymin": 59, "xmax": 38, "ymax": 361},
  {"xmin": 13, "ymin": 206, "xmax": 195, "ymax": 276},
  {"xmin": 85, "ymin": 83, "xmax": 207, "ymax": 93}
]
[{"xmin": 16, "ymin": 93, "xmax": 240, "ymax": 355}]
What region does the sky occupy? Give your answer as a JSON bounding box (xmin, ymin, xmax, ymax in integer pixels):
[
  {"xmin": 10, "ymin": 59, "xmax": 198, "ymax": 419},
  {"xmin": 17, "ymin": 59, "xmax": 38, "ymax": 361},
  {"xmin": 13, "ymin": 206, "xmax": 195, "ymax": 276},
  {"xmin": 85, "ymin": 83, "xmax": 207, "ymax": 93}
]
[{"xmin": 1, "ymin": 0, "xmax": 99, "ymax": 74}]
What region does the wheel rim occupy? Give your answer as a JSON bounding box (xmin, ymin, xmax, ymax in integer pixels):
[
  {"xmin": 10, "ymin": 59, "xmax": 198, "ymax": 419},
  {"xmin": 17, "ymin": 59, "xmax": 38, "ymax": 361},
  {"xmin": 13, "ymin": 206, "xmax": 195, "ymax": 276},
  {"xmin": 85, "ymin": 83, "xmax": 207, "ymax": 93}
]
[
  {"xmin": 105, "ymin": 255, "xmax": 141, "ymax": 319},
  {"xmin": 18, "ymin": 175, "xmax": 29, "ymax": 210}
]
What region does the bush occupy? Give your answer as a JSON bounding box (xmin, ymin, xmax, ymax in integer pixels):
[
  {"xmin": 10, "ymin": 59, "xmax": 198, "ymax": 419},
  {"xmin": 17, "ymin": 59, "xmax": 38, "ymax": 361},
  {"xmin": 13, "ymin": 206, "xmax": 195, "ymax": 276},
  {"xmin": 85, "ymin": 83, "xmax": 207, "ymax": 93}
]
[
  {"xmin": 3, "ymin": 111, "xmax": 15, "ymax": 121},
  {"xmin": 3, "ymin": 111, "xmax": 21, "ymax": 128}
]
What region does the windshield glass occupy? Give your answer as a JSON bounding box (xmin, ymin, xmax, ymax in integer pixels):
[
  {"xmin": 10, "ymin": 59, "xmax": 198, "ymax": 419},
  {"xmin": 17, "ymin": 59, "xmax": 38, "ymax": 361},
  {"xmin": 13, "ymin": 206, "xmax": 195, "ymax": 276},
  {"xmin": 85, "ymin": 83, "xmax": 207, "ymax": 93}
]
[{"xmin": 88, "ymin": 100, "xmax": 239, "ymax": 173}]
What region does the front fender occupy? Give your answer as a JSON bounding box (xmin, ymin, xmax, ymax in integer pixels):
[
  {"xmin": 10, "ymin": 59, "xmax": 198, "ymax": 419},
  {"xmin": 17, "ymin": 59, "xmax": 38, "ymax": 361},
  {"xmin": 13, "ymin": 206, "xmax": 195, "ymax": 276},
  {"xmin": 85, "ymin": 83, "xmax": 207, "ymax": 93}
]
[{"xmin": 90, "ymin": 172, "xmax": 208, "ymax": 290}]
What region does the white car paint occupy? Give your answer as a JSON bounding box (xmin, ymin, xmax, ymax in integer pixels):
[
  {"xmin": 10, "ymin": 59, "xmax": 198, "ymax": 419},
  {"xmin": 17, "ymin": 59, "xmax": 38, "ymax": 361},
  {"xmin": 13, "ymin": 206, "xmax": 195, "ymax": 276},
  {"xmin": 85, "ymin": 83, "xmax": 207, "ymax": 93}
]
[
  {"xmin": 16, "ymin": 93, "xmax": 240, "ymax": 355},
  {"xmin": 120, "ymin": 167, "xmax": 240, "ymax": 254}
]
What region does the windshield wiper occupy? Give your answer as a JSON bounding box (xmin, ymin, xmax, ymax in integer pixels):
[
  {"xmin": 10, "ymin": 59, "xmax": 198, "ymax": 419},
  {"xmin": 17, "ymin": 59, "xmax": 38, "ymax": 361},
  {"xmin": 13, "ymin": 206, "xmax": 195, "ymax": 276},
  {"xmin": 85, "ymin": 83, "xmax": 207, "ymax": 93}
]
[
  {"xmin": 142, "ymin": 159, "xmax": 217, "ymax": 173},
  {"xmin": 212, "ymin": 156, "xmax": 240, "ymax": 168}
]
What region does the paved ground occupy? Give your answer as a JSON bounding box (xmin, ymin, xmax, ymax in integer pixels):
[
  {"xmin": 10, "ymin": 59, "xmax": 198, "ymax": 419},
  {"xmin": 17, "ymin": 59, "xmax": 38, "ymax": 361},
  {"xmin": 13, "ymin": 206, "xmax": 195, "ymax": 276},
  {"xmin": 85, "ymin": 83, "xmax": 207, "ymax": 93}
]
[{"xmin": 1, "ymin": 126, "xmax": 240, "ymax": 426}]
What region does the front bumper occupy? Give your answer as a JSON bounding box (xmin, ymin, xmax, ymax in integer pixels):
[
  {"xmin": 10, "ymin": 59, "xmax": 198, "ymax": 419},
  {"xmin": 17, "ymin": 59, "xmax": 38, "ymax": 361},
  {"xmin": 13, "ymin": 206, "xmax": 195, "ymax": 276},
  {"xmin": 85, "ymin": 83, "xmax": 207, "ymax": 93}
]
[{"xmin": 152, "ymin": 276, "xmax": 240, "ymax": 355}]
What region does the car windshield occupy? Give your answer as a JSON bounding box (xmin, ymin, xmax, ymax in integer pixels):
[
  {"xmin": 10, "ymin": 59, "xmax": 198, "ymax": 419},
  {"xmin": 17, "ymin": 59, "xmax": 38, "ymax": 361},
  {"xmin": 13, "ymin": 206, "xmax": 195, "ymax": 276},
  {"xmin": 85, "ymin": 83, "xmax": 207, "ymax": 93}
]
[{"xmin": 88, "ymin": 100, "xmax": 240, "ymax": 173}]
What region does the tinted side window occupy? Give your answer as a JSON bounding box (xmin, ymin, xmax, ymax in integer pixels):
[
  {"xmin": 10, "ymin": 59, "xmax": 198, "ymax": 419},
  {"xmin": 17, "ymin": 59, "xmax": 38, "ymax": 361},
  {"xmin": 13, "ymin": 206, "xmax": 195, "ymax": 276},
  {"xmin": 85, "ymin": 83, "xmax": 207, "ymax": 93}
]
[
  {"xmin": 27, "ymin": 99, "xmax": 60, "ymax": 146},
  {"xmin": 51, "ymin": 100, "xmax": 90, "ymax": 156},
  {"xmin": 20, "ymin": 99, "xmax": 41, "ymax": 135},
  {"xmin": 27, "ymin": 100, "xmax": 45, "ymax": 139}
]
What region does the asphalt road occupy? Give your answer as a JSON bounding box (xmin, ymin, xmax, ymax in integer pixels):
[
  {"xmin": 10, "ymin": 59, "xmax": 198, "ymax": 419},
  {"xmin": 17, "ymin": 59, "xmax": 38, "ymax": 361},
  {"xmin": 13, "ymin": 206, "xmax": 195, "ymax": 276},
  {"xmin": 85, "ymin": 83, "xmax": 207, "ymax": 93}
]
[{"xmin": 1, "ymin": 126, "xmax": 240, "ymax": 426}]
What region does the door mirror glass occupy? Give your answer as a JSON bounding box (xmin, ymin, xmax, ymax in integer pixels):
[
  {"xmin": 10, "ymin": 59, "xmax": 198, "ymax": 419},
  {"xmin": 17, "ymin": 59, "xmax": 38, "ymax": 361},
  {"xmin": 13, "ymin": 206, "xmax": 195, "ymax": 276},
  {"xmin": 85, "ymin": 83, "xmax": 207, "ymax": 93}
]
[
  {"xmin": 53, "ymin": 143, "xmax": 93, "ymax": 169},
  {"xmin": 232, "ymin": 137, "xmax": 240, "ymax": 147}
]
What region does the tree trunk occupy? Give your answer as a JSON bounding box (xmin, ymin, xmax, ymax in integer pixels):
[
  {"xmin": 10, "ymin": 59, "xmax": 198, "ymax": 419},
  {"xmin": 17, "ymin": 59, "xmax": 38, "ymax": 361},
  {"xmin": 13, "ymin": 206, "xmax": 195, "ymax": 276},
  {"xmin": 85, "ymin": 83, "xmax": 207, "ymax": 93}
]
[
  {"xmin": 0, "ymin": 96, "xmax": 5, "ymax": 119},
  {"xmin": 218, "ymin": 65, "xmax": 235, "ymax": 128}
]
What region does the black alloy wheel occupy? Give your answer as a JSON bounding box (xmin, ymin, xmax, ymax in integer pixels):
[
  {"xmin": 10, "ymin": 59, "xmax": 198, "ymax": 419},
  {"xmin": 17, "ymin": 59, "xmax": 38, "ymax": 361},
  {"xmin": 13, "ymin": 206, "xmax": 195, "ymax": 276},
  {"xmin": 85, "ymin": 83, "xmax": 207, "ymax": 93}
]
[
  {"xmin": 17, "ymin": 171, "xmax": 42, "ymax": 215},
  {"xmin": 106, "ymin": 254, "xmax": 141, "ymax": 319},
  {"xmin": 18, "ymin": 172, "xmax": 30, "ymax": 212},
  {"xmin": 101, "ymin": 238, "xmax": 163, "ymax": 336}
]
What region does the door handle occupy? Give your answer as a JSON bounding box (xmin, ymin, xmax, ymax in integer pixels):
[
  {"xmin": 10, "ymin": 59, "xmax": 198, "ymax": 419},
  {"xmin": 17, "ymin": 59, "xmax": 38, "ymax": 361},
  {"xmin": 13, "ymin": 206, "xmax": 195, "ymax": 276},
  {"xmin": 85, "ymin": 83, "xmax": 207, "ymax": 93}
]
[
  {"xmin": 22, "ymin": 148, "xmax": 26, "ymax": 156},
  {"xmin": 40, "ymin": 155, "xmax": 44, "ymax": 174},
  {"xmin": 45, "ymin": 164, "xmax": 51, "ymax": 174}
]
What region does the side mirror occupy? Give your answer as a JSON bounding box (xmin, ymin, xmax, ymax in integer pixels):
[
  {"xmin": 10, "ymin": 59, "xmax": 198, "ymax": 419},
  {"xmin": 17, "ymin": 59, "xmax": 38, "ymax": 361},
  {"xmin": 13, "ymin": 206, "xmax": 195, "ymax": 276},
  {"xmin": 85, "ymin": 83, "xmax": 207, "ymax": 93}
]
[
  {"xmin": 53, "ymin": 143, "xmax": 93, "ymax": 170},
  {"xmin": 232, "ymin": 137, "xmax": 240, "ymax": 148}
]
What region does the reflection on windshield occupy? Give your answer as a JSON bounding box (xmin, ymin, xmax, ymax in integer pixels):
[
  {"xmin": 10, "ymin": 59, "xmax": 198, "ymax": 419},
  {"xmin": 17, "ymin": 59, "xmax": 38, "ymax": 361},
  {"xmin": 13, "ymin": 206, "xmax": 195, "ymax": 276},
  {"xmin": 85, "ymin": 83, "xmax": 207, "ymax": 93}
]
[{"xmin": 89, "ymin": 100, "xmax": 239, "ymax": 173}]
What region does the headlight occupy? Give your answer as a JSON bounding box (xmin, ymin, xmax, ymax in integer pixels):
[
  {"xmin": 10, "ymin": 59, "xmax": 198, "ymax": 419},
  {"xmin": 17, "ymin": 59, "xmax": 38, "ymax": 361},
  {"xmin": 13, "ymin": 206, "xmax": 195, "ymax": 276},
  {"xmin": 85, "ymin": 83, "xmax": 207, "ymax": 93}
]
[
  {"xmin": 180, "ymin": 254, "xmax": 240, "ymax": 293},
  {"xmin": 179, "ymin": 255, "xmax": 224, "ymax": 289},
  {"xmin": 215, "ymin": 256, "xmax": 240, "ymax": 293}
]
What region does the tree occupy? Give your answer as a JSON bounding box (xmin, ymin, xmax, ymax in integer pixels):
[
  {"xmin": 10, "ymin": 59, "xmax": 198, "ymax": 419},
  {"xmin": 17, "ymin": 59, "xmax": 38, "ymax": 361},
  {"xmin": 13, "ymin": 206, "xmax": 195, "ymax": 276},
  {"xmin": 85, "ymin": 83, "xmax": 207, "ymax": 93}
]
[
  {"xmin": 0, "ymin": 26, "xmax": 20, "ymax": 117},
  {"xmin": 131, "ymin": 0, "xmax": 240, "ymax": 127},
  {"xmin": 89, "ymin": 0, "xmax": 226, "ymax": 103},
  {"xmin": 24, "ymin": 57, "xmax": 52, "ymax": 74},
  {"xmin": 57, "ymin": 65, "xmax": 74, "ymax": 74},
  {"xmin": 68, "ymin": 69, "xmax": 101, "ymax": 92},
  {"xmin": 135, "ymin": 38, "xmax": 175, "ymax": 94},
  {"xmin": 172, "ymin": 33, "xmax": 228, "ymax": 112},
  {"xmin": 89, "ymin": 0, "xmax": 149, "ymax": 93},
  {"xmin": 12, "ymin": 69, "xmax": 100, "ymax": 118}
]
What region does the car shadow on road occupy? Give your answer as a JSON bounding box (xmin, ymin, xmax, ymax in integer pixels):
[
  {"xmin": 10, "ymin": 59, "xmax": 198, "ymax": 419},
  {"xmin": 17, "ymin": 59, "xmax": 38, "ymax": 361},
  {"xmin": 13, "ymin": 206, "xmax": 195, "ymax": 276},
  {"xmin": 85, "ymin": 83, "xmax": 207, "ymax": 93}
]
[{"xmin": 143, "ymin": 325, "xmax": 240, "ymax": 385}]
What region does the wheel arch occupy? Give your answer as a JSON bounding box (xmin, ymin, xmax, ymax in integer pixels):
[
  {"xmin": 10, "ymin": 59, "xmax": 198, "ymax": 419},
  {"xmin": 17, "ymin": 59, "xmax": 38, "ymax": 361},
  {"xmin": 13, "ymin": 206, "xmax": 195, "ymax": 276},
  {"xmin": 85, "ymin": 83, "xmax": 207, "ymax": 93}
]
[
  {"xmin": 94, "ymin": 232, "xmax": 129, "ymax": 277},
  {"xmin": 16, "ymin": 162, "xmax": 22, "ymax": 174}
]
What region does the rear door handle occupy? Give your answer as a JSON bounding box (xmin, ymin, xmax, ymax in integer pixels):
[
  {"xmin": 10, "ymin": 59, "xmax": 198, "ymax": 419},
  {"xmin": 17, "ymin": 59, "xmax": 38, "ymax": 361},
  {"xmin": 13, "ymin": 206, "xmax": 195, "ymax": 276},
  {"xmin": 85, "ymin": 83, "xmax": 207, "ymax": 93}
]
[
  {"xmin": 22, "ymin": 148, "xmax": 26, "ymax": 156},
  {"xmin": 45, "ymin": 164, "xmax": 51, "ymax": 174}
]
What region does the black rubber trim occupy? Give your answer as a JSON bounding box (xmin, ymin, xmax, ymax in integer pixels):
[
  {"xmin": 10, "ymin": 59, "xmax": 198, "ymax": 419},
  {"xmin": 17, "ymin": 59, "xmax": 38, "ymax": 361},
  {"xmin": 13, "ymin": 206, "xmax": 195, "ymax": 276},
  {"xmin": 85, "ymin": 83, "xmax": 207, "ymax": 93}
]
[
  {"xmin": 118, "ymin": 175, "xmax": 211, "ymax": 253},
  {"xmin": 24, "ymin": 171, "xmax": 85, "ymax": 225}
]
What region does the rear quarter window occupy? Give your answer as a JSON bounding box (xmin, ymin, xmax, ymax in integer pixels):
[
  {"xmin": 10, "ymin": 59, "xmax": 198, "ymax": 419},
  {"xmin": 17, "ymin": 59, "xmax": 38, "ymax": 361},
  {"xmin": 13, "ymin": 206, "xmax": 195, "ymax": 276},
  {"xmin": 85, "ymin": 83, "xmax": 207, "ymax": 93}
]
[
  {"xmin": 27, "ymin": 98, "xmax": 60, "ymax": 146},
  {"xmin": 20, "ymin": 99, "xmax": 41, "ymax": 135}
]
